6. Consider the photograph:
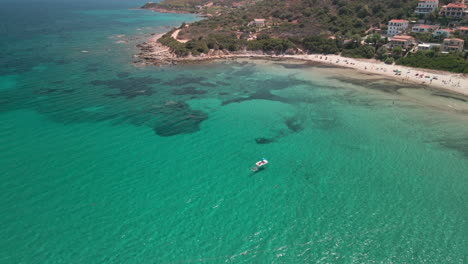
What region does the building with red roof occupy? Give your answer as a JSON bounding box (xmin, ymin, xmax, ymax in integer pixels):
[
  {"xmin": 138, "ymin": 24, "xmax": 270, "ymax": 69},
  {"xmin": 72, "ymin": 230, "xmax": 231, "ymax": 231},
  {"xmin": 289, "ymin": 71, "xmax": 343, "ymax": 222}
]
[
  {"xmin": 387, "ymin": 19, "xmax": 409, "ymax": 36},
  {"xmin": 440, "ymin": 2, "xmax": 468, "ymax": 18},
  {"xmin": 390, "ymin": 35, "xmax": 416, "ymax": 49},
  {"xmin": 412, "ymin": 24, "xmax": 439, "ymax": 33},
  {"xmin": 443, "ymin": 38, "xmax": 465, "ymax": 52},
  {"xmin": 458, "ymin": 26, "xmax": 468, "ymax": 36}
]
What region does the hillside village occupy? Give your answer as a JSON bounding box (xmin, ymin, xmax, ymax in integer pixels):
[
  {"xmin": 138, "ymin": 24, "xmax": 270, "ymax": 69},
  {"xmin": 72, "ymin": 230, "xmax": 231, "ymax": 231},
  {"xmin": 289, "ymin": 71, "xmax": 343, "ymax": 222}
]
[
  {"xmin": 142, "ymin": 0, "xmax": 468, "ymax": 73},
  {"xmin": 385, "ymin": 0, "xmax": 466, "ymax": 54}
]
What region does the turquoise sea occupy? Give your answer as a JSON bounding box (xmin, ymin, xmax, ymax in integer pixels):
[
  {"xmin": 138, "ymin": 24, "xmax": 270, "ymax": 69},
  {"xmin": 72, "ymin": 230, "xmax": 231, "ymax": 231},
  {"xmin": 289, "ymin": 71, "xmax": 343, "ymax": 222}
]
[{"xmin": 1, "ymin": 1, "xmax": 467, "ymax": 263}]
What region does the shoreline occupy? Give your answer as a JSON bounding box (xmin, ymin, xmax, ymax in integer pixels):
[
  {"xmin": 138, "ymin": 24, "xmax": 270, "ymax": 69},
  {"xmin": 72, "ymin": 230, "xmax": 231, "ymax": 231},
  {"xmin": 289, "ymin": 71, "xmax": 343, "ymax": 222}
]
[
  {"xmin": 134, "ymin": 34, "xmax": 468, "ymax": 96},
  {"xmin": 142, "ymin": 7, "xmax": 209, "ymax": 17}
]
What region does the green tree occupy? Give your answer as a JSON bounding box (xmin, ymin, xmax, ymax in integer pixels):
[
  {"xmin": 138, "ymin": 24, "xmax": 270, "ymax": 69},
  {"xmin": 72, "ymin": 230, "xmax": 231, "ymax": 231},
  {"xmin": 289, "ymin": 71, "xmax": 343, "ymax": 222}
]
[
  {"xmin": 365, "ymin": 34, "xmax": 382, "ymax": 47},
  {"xmin": 392, "ymin": 45, "xmax": 403, "ymax": 59}
]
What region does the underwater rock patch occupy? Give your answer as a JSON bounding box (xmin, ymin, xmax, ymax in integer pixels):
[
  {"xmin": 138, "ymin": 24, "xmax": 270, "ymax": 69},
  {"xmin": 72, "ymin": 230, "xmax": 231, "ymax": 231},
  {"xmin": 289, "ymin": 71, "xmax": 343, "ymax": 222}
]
[
  {"xmin": 172, "ymin": 86, "xmax": 207, "ymax": 95},
  {"xmin": 432, "ymin": 92, "xmax": 467, "ymax": 102},
  {"xmin": 439, "ymin": 138, "xmax": 468, "ymax": 159},
  {"xmin": 285, "ymin": 117, "xmax": 304, "ymax": 132},
  {"xmin": 90, "ymin": 77, "xmax": 160, "ymax": 99},
  {"xmin": 143, "ymin": 101, "xmax": 209, "ymax": 136},
  {"xmin": 199, "ymin": 82, "xmax": 217, "ymax": 87},
  {"xmin": 276, "ymin": 62, "xmax": 317, "ymax": 69},
  {"xmin": 54, "ymin": 59, "xmax": 68, "ymax": 65},
  {"xmin": 255, "ymin": 137, "xmax": 276, "ymax": 144},
  {"xmin": 35, "ymin": 88, "xmax": 58, "ymax": 95},
  {"xmin": 163, "ymin": 76, "xmax": 207, "ymax": 86},
  {"xmin": 117, "ymin": 72, "xmax": 131, "ymax": 78},
  {"xmin": 34, "ymin": 88, "xmax": 75, "ymax": 95},
  {"xmin": 222, "ymin": 89, "xmax": 288, "ymax": 105},
  {"xmin": 332, "ymin": 76, "xmax": 421, "ymax": 94},
  {"xmin": 153, "ymin": 110, "xmax": 208, "ymax": 137}
]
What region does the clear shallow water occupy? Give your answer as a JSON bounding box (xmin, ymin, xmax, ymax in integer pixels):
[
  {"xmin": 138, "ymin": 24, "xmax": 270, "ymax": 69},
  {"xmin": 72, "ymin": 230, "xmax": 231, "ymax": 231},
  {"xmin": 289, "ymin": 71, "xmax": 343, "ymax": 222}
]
[{"xmin": 1, "ymin": 1, "xmax": 468, "ymax": 263}]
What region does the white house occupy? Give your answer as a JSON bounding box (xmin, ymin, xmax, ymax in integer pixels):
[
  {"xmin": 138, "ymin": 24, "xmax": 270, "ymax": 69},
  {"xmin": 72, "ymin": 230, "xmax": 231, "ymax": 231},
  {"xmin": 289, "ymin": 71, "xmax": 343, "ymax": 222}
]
[
  {"xmin": 433, "ymin": 28, "xmax": 453, "ymax": 38},
  {"xmin": 415, "ymin": 0, "xmax": 439, "ymax": 15},
  {"xmin": 249, "ymin": 19, "xmax": 266, "ymax": 27},
  {"xmin": 417, "ymin": 43, "xmax": 441, "ymax": 51},
  {"xmin": 387, "ymin": 19, "xmax": 409, "ymax": 36},
  {"xmin": 412, "ymin": 24, "xmax": 438, "ymax": 33}
]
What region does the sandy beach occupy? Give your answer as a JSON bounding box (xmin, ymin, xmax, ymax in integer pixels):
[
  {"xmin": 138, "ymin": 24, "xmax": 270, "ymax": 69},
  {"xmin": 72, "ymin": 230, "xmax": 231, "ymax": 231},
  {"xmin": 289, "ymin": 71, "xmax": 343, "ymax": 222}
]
[
  {"xmin": 135, "ymin": 35, "xmax": 468, "ymax": 96},
  {"xmin": 283, "ymin": 54, "xmax": 468, "ymax": 96}
]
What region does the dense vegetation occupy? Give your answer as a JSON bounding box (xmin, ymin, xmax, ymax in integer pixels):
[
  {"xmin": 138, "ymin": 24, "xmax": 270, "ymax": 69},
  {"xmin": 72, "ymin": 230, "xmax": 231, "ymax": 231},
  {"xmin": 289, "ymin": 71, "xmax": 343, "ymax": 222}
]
[
  {"xmin": 397, "ymin": 51, "xmax": 468, "ymax": 73},
  {"xmin": 145, "ymin": 0, "xmax": 421, "ymax": 37},
  {"xmin": 158, "ymin": 31, "xmax": 297, "ymax": 55}
]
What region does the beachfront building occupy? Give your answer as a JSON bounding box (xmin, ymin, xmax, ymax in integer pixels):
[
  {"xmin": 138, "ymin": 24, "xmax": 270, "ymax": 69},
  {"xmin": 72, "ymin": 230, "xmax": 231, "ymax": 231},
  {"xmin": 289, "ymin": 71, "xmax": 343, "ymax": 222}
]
[
  {"xmin": 439, "ymin": 2, "xmax": 468, "ymax": 18},
  {"xmin": 458, "ymin": 26, "xmax": 468, "ymax": 36},
  {"xmin": 387, "ymin": 19, "xmax": 409, "ymax": 36},
  {"xmin": 415, "ymin": 0, "xmax": 439, "ymax": 15},
  {"xmin": 412, "ymin": 24, "xmax": 438, "ymax": 33},
  {"xmin": 249, "ymin": 19, "xmax": 266, "ymax": 27},
  {"xmin": 433, "ymin": 28, "xmax": 453, "ymax": 38},
  {"xmin": 417, "ymin": 43, "xmax": 441, "ymax": 51},
  {"xmin": 442, "ymin": 38, "xmax": 465, "ymax": 52},
  {"xmin": 390, "ymin": 35, "xmax": 416, "ymax": 49}
]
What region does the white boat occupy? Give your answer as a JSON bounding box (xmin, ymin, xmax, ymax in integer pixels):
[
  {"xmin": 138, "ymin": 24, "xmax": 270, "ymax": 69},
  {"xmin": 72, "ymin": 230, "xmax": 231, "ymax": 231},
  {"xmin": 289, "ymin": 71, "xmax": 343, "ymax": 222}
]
[{"xmin": 251, "ymin": 158, "xmax": 268, "ymax": 172}]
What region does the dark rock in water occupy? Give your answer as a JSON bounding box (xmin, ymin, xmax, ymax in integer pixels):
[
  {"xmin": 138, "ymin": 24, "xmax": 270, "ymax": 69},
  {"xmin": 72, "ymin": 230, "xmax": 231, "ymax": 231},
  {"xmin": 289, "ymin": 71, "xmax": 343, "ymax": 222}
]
[
  {"xmin": 35, "ymin": 88, "xmax": 75, "ymax": 95},
  {"xmin": 172, "ymin": 86, "xmax": 207, "ymax": 95},
  {"xmin": 256, "ymin": 76, "xmax": 310, "ymax": 91},
  {"xmin": 232, "ymin": 67, "xmax": 255, "ymax": 77},
  {"xmin": 54, "ymin": 59, "xmax": 68, "ymax": 65},
  {"xmin": 86, "ymin": 67, "xmax": 98, "ymax": 72},
  {"xmin": 86, "ymin": 63, "xmax": 101, "ymax": 73},
  {"xmin": 35, "ymin": 88, "xmax": 58, "ymax": 95},
  {"xmin": 105, "ymin": 88, "xmax": 153, "ymax": 99},
  {"xmin": 142, "ymin": 100, "xmax": 209, "ymax": 136},
  {"xmin": 276, "ymin": 62, "xmax": 316, "ymax": 69},
  {"xmin": 153, "ymin": 110, "xmax": 208, "ymax": 137},
  {"xmin": 146, "ymin": 101, "xmax": 187, "ymax": 113},
  {"xmin": 432, "ymin": 92, "xmax": 467, "ymax": 102},
  {"xmin": 222, "ymin": 89, "xmax": 288, "ymax": 105},
  {"xmin": 221, "ymin": 75, "xmax": 311, "ymax": 106},
  {"xmin": 285, "ymin": 117, "xmax": 303, "ymax": 132},
  {"xmin": 117, "ymin": 72, "xmax": 131, "ymax": 78},
  {"xmin": 332, "ymin": 76, "xmax": 421, "ymax": 94},
  {"xmin": 438, "ymin": 138, "xmax": 468, "ymax": 158},
  {"xmin": 90, "ymin": 77, "xmax": 160, "ymax": 99},
  {"xmin": 163, "ymin": 76, "xmax": 207, "ymax": 86},
  {"xmin": 255, "ymin": 137, "xmax": 275, "ymax": 144},
  {"xmin": 199, "ymin": 82, "xmax": 217, "ymax": 87}
]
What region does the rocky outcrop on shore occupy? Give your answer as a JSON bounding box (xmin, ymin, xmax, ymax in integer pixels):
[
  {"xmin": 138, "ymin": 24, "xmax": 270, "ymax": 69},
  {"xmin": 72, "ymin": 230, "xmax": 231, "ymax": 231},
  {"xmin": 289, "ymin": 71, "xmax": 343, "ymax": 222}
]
[
  {"xmin": 141, "ymin": 2, "xmax": 198, "ymax": 14},
  {"xmin": 133, "ymin": 34, "xmax": 269, "ymax": 66},
  {"xmin": 134, "ymin": 36, "xmax": 177, "ymax": 66}
]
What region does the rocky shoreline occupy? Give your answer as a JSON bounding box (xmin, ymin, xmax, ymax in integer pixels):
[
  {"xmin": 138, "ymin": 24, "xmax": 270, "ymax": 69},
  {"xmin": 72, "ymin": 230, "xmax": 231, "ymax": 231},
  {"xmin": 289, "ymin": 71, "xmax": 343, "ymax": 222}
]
[
  {"xmin": 133, "ymin": 34, "xmax": 273, "ymax": 66},
  {"xmin": 143, "ymin": 7, "xmax": 193, "ymax": 14}
]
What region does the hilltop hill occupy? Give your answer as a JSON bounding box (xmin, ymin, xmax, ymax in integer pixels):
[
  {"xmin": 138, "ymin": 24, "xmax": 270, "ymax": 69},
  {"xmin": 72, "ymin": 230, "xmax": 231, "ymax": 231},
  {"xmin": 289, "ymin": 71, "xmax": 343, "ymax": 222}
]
[{"xmin": 143, "ymin": 0, "xmax": 420, "ymax": 37}]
